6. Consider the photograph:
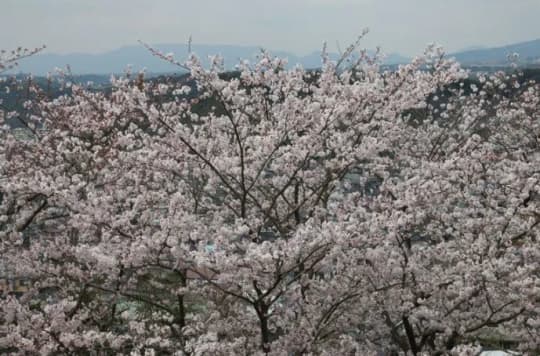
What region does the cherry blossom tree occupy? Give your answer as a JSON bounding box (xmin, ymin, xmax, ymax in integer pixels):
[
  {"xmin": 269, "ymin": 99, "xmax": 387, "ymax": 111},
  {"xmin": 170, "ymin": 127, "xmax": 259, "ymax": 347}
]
[
  {"xmin": 0, "ymin": 47, "xmax": 45, "ymax": 75},
  {"xmin": 0, "ymin": 40, "xmax": 539, "ymax": 355}
]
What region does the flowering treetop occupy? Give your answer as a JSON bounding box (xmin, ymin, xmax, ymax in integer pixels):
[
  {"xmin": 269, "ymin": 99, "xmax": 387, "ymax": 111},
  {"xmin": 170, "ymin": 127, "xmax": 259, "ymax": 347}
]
[{"xmin": 0, "ymin": 39, "xmax": 539, "ymax": 355}]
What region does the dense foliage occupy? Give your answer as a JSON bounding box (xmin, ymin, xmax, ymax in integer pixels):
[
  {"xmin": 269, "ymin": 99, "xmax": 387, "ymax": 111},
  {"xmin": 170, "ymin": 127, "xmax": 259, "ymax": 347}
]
[{"xmin": 1, "ymin": 42, "xmax": 539, "ymax": 355}]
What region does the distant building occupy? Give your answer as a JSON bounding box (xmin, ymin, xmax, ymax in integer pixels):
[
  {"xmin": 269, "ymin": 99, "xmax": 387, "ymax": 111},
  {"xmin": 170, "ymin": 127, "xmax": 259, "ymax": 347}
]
[{"xmin": 0, "ymin": 261, "xmax": 30, "ymax": 296}]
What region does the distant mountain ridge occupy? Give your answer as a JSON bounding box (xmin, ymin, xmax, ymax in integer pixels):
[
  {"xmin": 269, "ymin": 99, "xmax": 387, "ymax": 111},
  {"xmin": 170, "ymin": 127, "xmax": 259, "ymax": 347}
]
[
  {"xmin": 10, "ymin": 43, "xmax": 408, "ymax": 75},
  {"xmin": 9, "ymin": 38, "xmax": 540, "ymax": 75},
  {"xmin": 450, "ymin": 39, "xmax": 540, "ymax": 66}
]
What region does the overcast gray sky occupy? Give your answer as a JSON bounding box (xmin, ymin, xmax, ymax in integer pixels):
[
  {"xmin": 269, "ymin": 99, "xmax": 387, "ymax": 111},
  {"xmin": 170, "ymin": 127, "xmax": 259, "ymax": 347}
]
[{"xmin": 2, "ymin": 0, "xmax": 539, "ymax": 56}]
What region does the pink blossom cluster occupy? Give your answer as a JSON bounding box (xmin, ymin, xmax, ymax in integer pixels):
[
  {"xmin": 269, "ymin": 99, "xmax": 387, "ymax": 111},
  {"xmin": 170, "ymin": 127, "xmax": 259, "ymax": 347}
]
[{"xmin": 0, "ymin": 43, "xmax": 539, "ymax": 355}]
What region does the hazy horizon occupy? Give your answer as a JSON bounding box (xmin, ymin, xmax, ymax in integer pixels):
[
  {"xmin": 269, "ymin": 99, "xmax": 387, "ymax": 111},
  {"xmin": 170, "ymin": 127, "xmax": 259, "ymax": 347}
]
[
  {"xmin": 2, "ymin": 0, "xmax": 540, "ymax": 57},
  {"xmin": 8, "ymin": 38, "xmax": 540, "ymax": 58}
]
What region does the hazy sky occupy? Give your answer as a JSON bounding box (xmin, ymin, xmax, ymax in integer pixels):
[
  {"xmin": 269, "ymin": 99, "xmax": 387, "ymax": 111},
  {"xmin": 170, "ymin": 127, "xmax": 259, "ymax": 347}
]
[{"xmin": 2, "ymin": 0, "xmax": 539, "ymax": 56}]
